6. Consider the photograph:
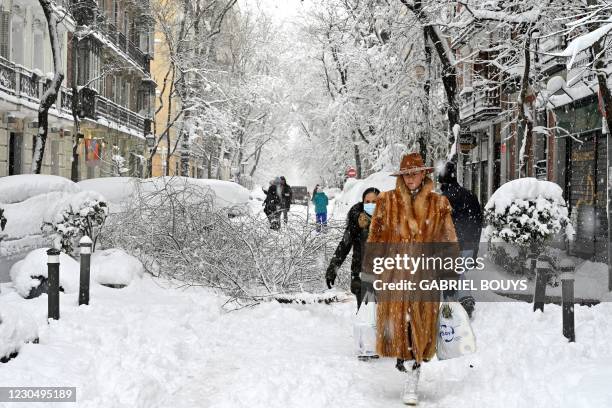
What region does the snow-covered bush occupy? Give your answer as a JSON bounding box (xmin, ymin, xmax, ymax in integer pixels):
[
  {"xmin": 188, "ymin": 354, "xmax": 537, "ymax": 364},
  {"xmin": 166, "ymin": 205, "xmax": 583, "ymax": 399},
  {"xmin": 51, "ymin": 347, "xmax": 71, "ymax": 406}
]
[
  {"xmin": 485, "ymin": 178, "xmax": 573, "ymax": 248},
  {"xmin": 0, "ymin": 305, "xmax": 38, "ymax": 361},
  {"xmin": 42, "ymin": 191, "xmax": 108, "ymax": 256},
  {"xmin": 10, "ymin": 248, "xmax": 80, "ymax": 298},
  {"xmin": 0, "ymin": 207, "xmax": 6, "ymax": 231},
  {"xmin": 101, "ymin": 177, "xmax": 345, "ymax": 306},
  {"xmin": 484, "ymin": 178, "xmax": 574, "ymax": 277},
  {"xmin": 91, "ymin": 248, "xmax": 144, "ymax": 287}
]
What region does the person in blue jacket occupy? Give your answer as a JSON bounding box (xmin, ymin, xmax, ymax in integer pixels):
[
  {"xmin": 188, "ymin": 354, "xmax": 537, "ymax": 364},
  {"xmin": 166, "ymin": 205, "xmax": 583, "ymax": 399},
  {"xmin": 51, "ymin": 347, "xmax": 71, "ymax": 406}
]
[{"xmin": 311, "ymin": 184, "xmax": 329, "ymax": 232}]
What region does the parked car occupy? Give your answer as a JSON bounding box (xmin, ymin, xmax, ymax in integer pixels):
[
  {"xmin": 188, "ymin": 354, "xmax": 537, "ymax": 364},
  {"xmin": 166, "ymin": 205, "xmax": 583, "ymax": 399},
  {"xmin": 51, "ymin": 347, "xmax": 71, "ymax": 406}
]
[{"xmin": 291, "ymin": 186, "xmax": 309, "ymax": 205}]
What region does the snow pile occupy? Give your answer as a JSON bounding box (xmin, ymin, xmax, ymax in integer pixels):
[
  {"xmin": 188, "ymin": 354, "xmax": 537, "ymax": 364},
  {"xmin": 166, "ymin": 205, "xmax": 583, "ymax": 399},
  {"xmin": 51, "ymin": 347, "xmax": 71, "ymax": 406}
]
[
  {"xmin": 0, "ymin": 304, "xmax": 38, "ymax": 360},
  {"xmin": 0, "ymin": 273, "xmax": 611, "ymax": 407},
  {"xmin": 250, "ymin": 185, "xmax": 267, "ymax": 201},
  {"xmin": 333, "ymin": 171, "xmax": 396, "ymax": 216},
  {"xmin": 322, "ymin": 187, "xmax": 342, "ymax": 200},
  {"xmin": 9, "ymin": 248, "xmax": 80, "ymax": 298},
  {"xmin": 484, "ymin": 178, "xmax": 574, "ymax": 245},
  {"xmin": 91, "ymin": 248, "xmax": 144, "ymax": 286},
  {"xmin": 0, "ymin": 174, "xmax": 81, "ymax": 204},
  {"xmin": 77, "ymin": 177, "xmax": 139, "ymax": 213}
]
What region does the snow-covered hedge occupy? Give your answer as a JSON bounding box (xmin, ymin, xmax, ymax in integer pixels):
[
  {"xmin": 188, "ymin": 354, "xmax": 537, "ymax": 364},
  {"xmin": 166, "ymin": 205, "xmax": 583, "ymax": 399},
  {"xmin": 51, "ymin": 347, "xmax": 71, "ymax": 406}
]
[
  {"xmin": 9, "ymin": 248, "xmax": 80, "ymax": 298},
  {"xmin": 0, "ymin": 305, "xmax": 38, "ymax": 361},
  {"xmin": 91, "ymin": 248, "xmax": 144, "ymax": 286},
  {"xmin": 484, "ymin": 178, "xmax": 574, "ymax": 248},
  {"xmin": 41, "ymin": 191, "xmax": 108, "ymax": 255}
]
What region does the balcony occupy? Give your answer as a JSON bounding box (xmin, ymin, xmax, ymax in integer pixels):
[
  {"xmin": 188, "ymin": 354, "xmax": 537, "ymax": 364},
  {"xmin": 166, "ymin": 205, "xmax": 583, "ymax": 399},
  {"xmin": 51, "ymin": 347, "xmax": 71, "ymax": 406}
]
[
  {"xmin": 539, "ymin": 38, "xmax": 565, "ymax": 76},
  {"xmin": 103, "ymin": 23, "xmax": 150, "ymax": 73},
  {"xmin": 0, "ymin": 56, "xmax": 72, "ymax": 115},
  {"xmin": 90, "ymin": 94, "xmax": 145, "ymax": 135},
  {"xmin": 0, "ymin": 57, "xmax": 146, "ymax": 136},
  {"xmin": 460, "ymin": 86, "xmax": 501, "ymax": 124}
]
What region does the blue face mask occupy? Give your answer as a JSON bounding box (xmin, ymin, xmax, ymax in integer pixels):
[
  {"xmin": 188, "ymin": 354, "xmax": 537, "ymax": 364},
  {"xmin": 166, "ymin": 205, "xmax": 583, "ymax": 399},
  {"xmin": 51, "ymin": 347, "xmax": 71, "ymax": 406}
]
[{"xmin": 363, "ymin": 203, "xmax": 376, "ymax": 216}]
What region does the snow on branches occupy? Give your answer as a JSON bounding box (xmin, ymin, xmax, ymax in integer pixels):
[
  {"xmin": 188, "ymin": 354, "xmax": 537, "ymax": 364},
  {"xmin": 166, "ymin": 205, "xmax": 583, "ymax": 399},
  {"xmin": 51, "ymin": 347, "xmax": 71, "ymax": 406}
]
[
  {"xmin": 41, "ymin": 192, "xmax": 108, "ymax": 256},
  {"xmin": 484, "ymin": 178, "xmax": 574, "ymax": 249}
]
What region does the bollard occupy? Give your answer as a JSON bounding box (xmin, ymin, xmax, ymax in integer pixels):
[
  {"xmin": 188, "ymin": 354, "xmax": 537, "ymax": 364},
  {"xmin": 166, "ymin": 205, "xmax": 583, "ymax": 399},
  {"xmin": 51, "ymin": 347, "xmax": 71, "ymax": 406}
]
[
  {"xmin": 560, "ymin": 260, "xmax": 575, "ymax": 342},
  {"xmin": 47, "ymin": 248, "xmax": 61, "ymax": 320},
  {"xmin": 79, "ymin": 236, "xmax": 93, "ymax": 306},
  {"xmin": 533, "ymin": 257, "xmax": 550, "ymax": 312}
]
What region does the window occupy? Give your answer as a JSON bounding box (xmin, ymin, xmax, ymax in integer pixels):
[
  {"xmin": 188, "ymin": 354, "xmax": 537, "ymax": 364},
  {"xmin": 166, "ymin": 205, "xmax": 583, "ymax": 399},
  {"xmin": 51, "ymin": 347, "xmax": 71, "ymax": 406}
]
[
  {"xmin": 32, "ymin": 29, "xmax": 44, "ymax": 70},
  {"xmin": 0, "ymin": 10, "xmax": 9, "ymax": 59},
  {"xmin": 113, "ymin": 0, "xmax": 119, "ymax": 27},
  {"xmin": 11, "ymin": 15, "xmax": 24, "ymax": 65},
  {"xmin": 99, "ymin": 0, "xmax": 107, "ymax": 17}
]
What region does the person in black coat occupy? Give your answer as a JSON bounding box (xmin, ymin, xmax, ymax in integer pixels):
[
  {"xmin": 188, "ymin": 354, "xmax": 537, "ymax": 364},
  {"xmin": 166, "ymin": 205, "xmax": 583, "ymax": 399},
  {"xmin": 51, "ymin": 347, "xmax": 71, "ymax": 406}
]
[
  {"xmin": 325, "ymin": 187, "xmax": 380, "ymax": 304},
  {"xmin": 263, "ymin": 178, "xmax": 282, "ymax": 230},
  {"xmin": 438, "ymin": 161, "xmax": 483, "ymax": 317},
  {"xmin": 279, "ymin": 176, "xmax": 293, "ymax": 224}
]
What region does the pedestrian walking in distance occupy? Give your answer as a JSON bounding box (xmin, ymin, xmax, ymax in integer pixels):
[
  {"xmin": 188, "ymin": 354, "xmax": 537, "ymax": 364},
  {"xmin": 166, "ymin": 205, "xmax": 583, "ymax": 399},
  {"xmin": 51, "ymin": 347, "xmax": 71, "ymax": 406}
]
[
  {"xmin": 368, "ymin": 153, "xmax": 458, "ymax": 405},
  {"xmin": 438, "ymin": 160, "xmax": 483, "ymax": 318},
  {"xmin": 311, "ymin": 185, "xmax": 329, "ymax": 233},
  {"xmin": 263, "ymin": 178, "xmax": 282, "ymax": 230},
  {"xmin": 326, "ymin": 187, "xmax": 380, "ymax": 360},
  {"xmin": 279, "ymin": 176, "xmax": 293, "ymax": 224}
]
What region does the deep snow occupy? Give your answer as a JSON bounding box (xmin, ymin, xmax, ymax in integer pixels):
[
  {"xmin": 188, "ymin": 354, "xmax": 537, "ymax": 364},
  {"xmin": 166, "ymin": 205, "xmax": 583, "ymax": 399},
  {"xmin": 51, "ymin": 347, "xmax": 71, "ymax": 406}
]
[{"xmin": 0, "ymin": 275, "xmax": 611, "ymax": 408}]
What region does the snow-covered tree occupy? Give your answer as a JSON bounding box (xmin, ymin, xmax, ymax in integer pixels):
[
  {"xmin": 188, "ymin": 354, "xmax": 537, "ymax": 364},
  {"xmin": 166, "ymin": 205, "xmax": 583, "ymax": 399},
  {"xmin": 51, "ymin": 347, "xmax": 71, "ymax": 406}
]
[{"xmin": 32, "ymin": 0, "xmax": 65, "ymax": 174}]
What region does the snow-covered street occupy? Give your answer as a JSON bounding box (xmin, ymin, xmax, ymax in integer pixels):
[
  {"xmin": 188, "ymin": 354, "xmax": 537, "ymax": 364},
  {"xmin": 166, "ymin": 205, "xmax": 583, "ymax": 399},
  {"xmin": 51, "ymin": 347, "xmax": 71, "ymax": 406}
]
[{"xmin": 1, "ymin": 275, "xmax": 611, "ymax": 408}]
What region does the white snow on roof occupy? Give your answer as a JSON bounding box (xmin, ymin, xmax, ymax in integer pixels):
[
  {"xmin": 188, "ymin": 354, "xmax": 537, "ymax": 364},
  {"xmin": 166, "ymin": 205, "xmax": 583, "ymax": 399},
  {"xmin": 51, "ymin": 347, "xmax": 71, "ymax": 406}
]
[{"xmin": 0, "ymin": 175, "xmax": 80, "ymax": 204}]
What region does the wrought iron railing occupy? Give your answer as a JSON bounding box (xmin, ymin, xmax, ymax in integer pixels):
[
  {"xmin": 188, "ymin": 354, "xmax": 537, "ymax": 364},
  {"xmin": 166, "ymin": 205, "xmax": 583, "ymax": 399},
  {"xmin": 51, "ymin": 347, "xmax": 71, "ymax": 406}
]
[
  {"xmin": 0, "ymin": 56, "xmax": 145, "ymax": 135},
  {"xmin": 104, "ymin": 23, "xmax": 149, "ymax": 72},
  {"xmin": 460, "ymin": 86, "xmax": 501, "ymax": 122}
]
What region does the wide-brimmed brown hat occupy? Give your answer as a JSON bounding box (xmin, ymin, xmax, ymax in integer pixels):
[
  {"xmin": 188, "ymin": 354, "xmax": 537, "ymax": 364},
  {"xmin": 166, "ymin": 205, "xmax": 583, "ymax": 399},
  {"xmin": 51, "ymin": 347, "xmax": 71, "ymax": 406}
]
[{"xmin": 390, "ymin": 153, "xmax": 434, "ymax": 176}]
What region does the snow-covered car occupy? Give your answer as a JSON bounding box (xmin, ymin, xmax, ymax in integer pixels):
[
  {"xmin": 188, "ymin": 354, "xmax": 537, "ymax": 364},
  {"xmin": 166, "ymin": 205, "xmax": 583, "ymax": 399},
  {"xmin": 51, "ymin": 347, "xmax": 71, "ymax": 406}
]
[{"xmin": 77, "ymin": 177, "xmax": 139, "ymax": 214}]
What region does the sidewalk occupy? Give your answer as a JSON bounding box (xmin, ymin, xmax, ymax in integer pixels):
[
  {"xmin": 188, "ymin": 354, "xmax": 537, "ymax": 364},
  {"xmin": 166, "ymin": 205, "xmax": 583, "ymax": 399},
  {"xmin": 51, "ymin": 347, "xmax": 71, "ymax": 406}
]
[{"xmin": 1, "ymin": 275, "xmax": 611, "ymax": 407}]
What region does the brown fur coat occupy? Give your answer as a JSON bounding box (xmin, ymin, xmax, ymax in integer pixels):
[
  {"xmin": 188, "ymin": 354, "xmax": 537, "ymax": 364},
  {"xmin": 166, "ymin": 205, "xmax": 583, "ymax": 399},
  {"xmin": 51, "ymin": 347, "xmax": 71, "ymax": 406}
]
[{"xmin": 367, "ymin": 176, "xmax": 458, "ymax": 362}]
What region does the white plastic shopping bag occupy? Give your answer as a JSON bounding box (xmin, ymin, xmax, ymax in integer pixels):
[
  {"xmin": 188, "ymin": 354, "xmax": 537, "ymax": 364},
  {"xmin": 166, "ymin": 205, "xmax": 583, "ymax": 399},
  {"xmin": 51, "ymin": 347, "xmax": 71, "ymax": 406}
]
[
  {"xmin": 353, "ymin": 292, "xmax": 377, "ymax": 357},
  {"xmin": 436, "ymin": 302, "xmax": 476, "ymax": 360}
]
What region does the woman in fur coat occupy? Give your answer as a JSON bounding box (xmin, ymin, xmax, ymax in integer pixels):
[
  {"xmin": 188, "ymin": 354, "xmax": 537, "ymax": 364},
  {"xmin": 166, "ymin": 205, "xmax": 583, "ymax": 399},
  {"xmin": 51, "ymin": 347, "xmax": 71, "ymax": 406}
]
[{"xmin": 367, "ymin": 153, "xmax": 458, "ymax": 406}]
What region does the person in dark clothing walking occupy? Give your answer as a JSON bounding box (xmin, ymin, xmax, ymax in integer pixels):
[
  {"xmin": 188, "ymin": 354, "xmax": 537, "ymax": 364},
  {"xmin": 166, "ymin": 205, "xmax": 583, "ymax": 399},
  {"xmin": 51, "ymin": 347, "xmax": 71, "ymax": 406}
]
[
  {"xmin": 438, "ymin": 161, "xmax": 483, "ymax": 318},
  {"xmin": 326, "ymin": 187, "xmax": 380, "ymax": 360},
  {"xmin": 263, "ymin": 178, "xmax": 282, "ymax": 230},
  {"xmin": 279, "ymin": 176, "xmax": 293, "ymax": 224}
]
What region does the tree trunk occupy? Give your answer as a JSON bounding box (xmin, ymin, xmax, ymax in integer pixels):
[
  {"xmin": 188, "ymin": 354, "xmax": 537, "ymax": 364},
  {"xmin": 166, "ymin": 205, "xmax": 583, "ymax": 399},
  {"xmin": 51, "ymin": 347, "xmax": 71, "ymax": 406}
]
[
  {"xmin": 517, "ymin": 28, "xmax": 533, "ymax": 178},
  {"xmin": 33, "ymin": 0, "xmax": 64, "ymax": 174},
  {"xmin": 70, "ymin": 35, "xmax": 80, "ymax": 182},
  {"xmin": 400, "ymin": 0, "xmax": 460, "ymax": 157},
  {"xmin": 352, "ymin": 131, "xmax": 362, "ymax": 178}
]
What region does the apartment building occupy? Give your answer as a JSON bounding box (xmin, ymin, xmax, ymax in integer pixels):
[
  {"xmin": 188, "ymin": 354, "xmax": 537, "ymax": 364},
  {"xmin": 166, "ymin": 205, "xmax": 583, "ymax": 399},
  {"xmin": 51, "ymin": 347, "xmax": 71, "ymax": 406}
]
[
  {"xmin": 451, "ymin": 6, "xmax": 609, "ymax": 259},
  {"xmin": 150, "ymin": 0, "xmax": 237, "ymax": 180},
  {"xmin": 0, "ymin": 0, "xmax": 155, "ymax": 180}
]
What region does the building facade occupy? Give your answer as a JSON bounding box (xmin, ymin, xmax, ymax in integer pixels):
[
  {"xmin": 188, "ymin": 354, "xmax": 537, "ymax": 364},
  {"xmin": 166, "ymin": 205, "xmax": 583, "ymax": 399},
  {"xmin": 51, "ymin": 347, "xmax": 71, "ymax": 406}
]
[
  {"xmin": 0, "ymin": 0, "xmax": 155, "ymax": 180},
  {"xmin": 451, "ymin": 5, "xmax": 609, "ymax": 260}
]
